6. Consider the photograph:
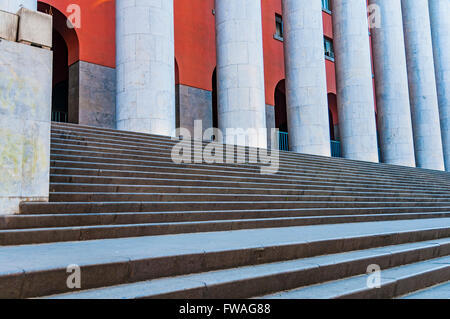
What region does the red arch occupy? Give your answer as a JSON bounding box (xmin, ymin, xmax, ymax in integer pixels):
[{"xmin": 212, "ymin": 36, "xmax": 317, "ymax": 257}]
[{"xmin": 38, "ymin": 1, "xmax": 80, "ymax": 66}]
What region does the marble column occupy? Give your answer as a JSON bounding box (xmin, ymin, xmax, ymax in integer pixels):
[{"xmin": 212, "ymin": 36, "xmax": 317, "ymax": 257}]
[
  {"xmin": 0, "ymin": 0, "xmax": 36, "ymax": 13},
  {"xmin": 429, "ymin": 0, "xmax": 450, "ymax": 171},
  {"xmin": 401, "ymin": 0, "xmax": 445, "ymax": 170},
  {"xmin": 332, "ymin": 0, "xmax": 379, "ymax": 162},
  {"xmin": 369, "ymin": 0, "xmax": 416, "ymax": 167},
  {"xmin": 282, "ymin": 0, "xmax": 331, "ymax": 156},
  {"xmin": 215, "ymin": 0, "xmax": 267, "ymax": 148},
  {"xmin": 116, "ymin": 0, "xmax": 176, "ymax": 136}
]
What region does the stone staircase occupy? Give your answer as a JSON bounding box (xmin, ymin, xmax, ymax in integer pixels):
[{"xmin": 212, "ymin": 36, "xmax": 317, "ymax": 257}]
[{"xmin": 1, "ymin": 122, "xmax": 450, "ymax": 298}]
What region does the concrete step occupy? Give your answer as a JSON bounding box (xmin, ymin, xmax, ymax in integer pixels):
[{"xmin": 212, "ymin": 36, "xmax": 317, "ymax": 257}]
[
  {"xmin": 47, "ymin": 191, "xmax": 450, "ymax": 204},
  {"xmin": 19, "ymin": 201, "xmax": 450, "ymax": 215},
  {"xmin": 5, "ymin": 209, "xmax": 450, "ymax": 230},
  {"xmin": 3, "ymin": 213, "xmax": 450, "ymax": 246},
  {"xmin": 44, "ymin": 237, "xmax": 450, "ymax": 299},
  {"xmin": 49, "ymin": 160, "xmax": 450, "ymax": 191},
  {"xmin": 50, "ymin": 139, "xmax": 450, "ymax": 183},
  {"xmin": 400, "ymin": 280, "xmax": 450, "ymax": 299},
  {"xmin": 262, "ymin": 256, "xmax": 450, "ymax": 299},
  {"xmin": 50, "ymin": 123, "xmax": 450, "ymax": 179},
  {"xmin": 49, "ymin": 183, "xmax": 450, "ymax": 198},
  {"xmin": 49, "ymin": 149, "xmax": 450, "ymax": 187},
  {"xmin": 49, "ymin": 174, "xmax": 450, "ymax": 195},
  {"xmin": 3, "ymin": 218, "xmax": 450, "ymax": 298}
]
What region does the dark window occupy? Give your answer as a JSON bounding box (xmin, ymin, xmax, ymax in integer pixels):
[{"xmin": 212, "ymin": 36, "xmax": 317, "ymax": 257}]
[
  {"xmin": 322, "ymin": 0, "xmax": 331, "ymax": 12},
  {"xmin": 324, "ymin": 37, "xmax": 335, "ymax": 60},
  {"xmin": 275, "ymin": 14, "xmax": 283, "ymax": 40}
]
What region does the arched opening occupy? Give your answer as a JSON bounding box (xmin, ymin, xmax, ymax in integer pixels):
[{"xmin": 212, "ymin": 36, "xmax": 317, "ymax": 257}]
[
  {"xmin": 212, "ymin": 68, "xmax": 218, "ymax": 130},
  {"xmin": 175, "ymin": 58, "xmax": 180, "ymax": 129},
  {"xmin": 38, "ymin": 2, "xmax": 79, "ymax": 123},
  {"xmin": 274, "ymin": 80, "xmax": 288, "ymax": 151},
  {"xmin": 327, "ymin": 92, "xmax": 341, "ymax": 157}
]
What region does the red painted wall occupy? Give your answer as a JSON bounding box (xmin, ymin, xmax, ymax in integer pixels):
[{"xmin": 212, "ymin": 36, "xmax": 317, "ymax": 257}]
[
  {"xmin": 40, "ymin": 0, "xmax": 115, "ymax": 68},
  {"xmin": 39, "ymin": 0, "xmax": 340, "ymax": 111}
]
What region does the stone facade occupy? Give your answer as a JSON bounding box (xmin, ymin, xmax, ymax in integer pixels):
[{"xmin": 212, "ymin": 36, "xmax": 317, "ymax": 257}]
[
  {"xmin": 370, "ymin": 0, "xmax": 416, "ymax": 167},
  {"xmin": 282, "ymin": 0, "xmax": 331, "ymax": 156},
  {"xmin": 0, "ymin": 40, "xmax": 52, "ymax": 214},
  {"xmin": 116, "ymin": 0, "xmax": 176, "ymax": 136},
  {"xmin": 215, "ymin": 0, "xmax": 267, "ymax": 148},
  {"xmin": 402, "ymin": 0, "xmax": 445, "ymax": 170},
  {"xmin": 429, "ymin": 0, "xmax": 450, "ymax": 171},
  {"xmin": 176, "ymin": 84, "xmax": 213, "ymax": 137},
  {"xmin": 69, "ymin": 61, "xmax": 116, "ymax": 129},
  {"xmin": 332, "ymin": 0, "xmax": 379, "ymax": 162}
]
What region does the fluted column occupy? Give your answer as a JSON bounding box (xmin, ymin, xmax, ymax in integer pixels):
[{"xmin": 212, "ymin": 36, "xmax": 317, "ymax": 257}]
[
  {"xmin": 369, "ymin": 0, "xmax": 415, "ymax": 167},
  {"xmin": 282, "ymin": 0, "xmax": 331, "ymax": 156},
  {"xmin": 429, "ymin": 0, "xmax": 450, "ymax": 171},
  {"xmin": 215, "ymin": 0, "xmax": 267, "ymax": 148},
  {"xmin": 401, "ymin": 0, "xmax": 445, "ymax": 170},
  {"xmin": 116, "ymin": 0, "xmax": 176, "ymax": 136},
  {"xmin": 332, "ymin": 0, "xmax": 379, "ymax": 162},
  {"xmin": 0, "ymin": 0, "xmax": 36, "ymax": 12}
]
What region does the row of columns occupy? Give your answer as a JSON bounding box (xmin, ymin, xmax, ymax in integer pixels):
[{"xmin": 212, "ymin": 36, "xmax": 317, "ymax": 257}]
[{"xmin": 115, "ymin": 0, "xmax": 450, "ymax": 171}]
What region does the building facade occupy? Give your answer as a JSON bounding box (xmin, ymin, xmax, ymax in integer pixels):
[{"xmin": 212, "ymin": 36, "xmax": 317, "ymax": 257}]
[{"xmin": 1, "ymin": 0, "xmax": 450, "ymax": 213}]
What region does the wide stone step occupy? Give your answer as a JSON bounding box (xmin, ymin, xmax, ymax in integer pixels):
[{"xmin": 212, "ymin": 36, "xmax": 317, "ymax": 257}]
[
  {"xmin": 50, "ymin": 135, "xmax": 450, "ymax": 183},
  {"xmin": 19, "ymin": 201, "xmax": 450, "ymax": 214},
  {"xmin": 49, "ymin": 174, "xmax": 450, "ymax": 195},
  {"xmin": 47, "ymin": 192, "xmax": 450, "ymax": 204},
  {"xmin": 49, "ymin": 183, "xmax": 450, "ymax": 198},
  {"xmin": 49, "ymin": 139, "xmax": 450, "ymax": 183},
  {"xmin": 49, "ymin": 149, "xmax": 450, "ymax": 187},
  {"xmin": 49, "ymin": 123, "xmax": 450, "ymax": 179},
  {"xmin": 262, "ymin": 256, "xmax": 450, "ymax": 299},
  {"xmin": 44, "ymin": 238, "xmax": 450, "ymax": 299},
  {"xmin": 49, "ymin": 161, "xmax": 450, "ymax": 191},
  {"xmin": 4, "ymin": 210, "xmax": 450, "ymax": 230},
  {"xmin": 3, "ymin": 212, "xmax": 450, "ymax": 246},
  {"xmin": 401, "ymin": 280, "xmax": 450, "ymax": 299},
  {"xmin": 3, "ymin": 218, "xmax": 450, "ymax": 298}
]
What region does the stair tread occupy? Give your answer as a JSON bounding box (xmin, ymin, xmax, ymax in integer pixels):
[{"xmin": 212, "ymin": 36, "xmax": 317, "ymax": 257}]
[
  {"xmin": 45, "ymin": 237, "xmax": 450, "ymax": 299},
  {"xmin": 401, "ymin": 281, "xmax": 450, "ymax": 299},
  {"xmin": 3, "ymin": 218, "xmax": 450, "ymax": 275},
  {"xmin": 262, "ymin": 255, "xmax": 450, "ymax": 299}
]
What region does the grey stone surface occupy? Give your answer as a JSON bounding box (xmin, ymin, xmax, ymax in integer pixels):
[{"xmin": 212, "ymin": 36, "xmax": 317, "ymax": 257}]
[
  {"xmin": 0, "ymin": 40, "xmax": 52, "ymax": 215},
  {"xmin": 2, "ymin": 217, "xmax": 450, "ymax": 272},
  {"xmin": 429, "ymin": 0, "xmax": 450, "ymax": 172},
  {"xmin": 176, "ymin": 84, "xmax": 212, "ymax": 136},
  {"xmin": 282, "ymin": 0, "xmax": 331, "ymax": 156},
  {"xmin": 370, "ymin": 0, "xmax": 416, "ymax": 167},
  {"xmin": 265, "ymin": 104, "xmax": 276, "ymax": 149},
  {"xmin": 0, "ymin": 10, "xmax": 18, "ymax": 42},
  {"xmin": 215, "ymin": 0, "xmax": 267, "ymax": 148},
  {"xmin": 17, "ymin": 7, "xmax": 52, "ymax": 48},
  {"xmin": 68, "ymin": 61, "xmax": 116, "ymax": 129},
  {"xmin": 0, "ymin": 0, "xmax": 36, "ymax": 13},
  {"xmin": 402, "ymin": 0, "xmax": 445, "ymax": 171},
  {"xmin": 116, "ymin": 0, "xmax": 176, "ymax": 136},
  {"xmin": 402, "ymin": 280, "xmax": 450, "ymax": 299},
  {"xmin": 332, "ymin": 0, "xmax": 379, "ymax": 162}
]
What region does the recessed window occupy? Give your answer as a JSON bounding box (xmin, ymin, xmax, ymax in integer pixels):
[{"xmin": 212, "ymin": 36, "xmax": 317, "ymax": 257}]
[
  {"xmin": 274, "ymin": 14, "xmax": 283, "ymax": 41},
  {"xmin": 324, "ymin": 37, "xmax": 335, "ymax": 60},
  {"xmin": 322, "ymin": 0, "xmax": 331, "ymax": 12}
]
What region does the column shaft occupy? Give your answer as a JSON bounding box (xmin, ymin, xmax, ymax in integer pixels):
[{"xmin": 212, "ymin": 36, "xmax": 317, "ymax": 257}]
[
  {"xmin": 215, "ymin": 0, "xmax": 267, "ymax": 148},
  {"xmin": 282, "ymin": 0, "xmax": 331, "ymax": 156},
  {"xmin": 369, "ymin": 0, "xmax": 415, "ymax": 167},
  {"xmin": 116, "ymin": 0, "xmax": 176, "ymax": 136},
  {"xmin": 332, "ymin": 0, "xmax": 379, "ymax": 162},
  {"xmin": 401, "ymin": 0, "xmax": 445, "ymax": 170},
  {"xmin": 429, "ymin": 0, "xmax": 450, "ymax": 171}
]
